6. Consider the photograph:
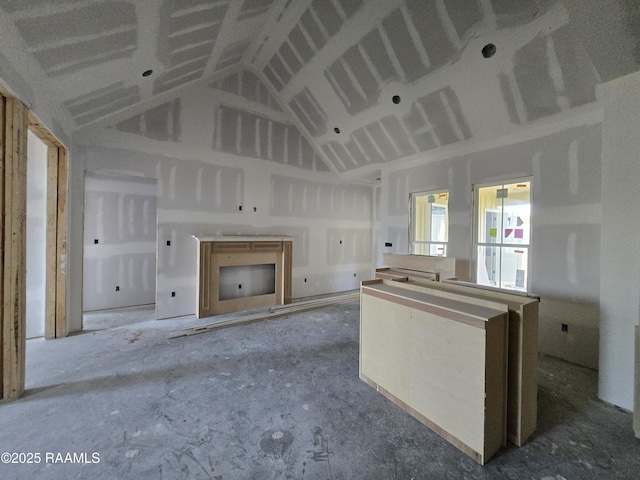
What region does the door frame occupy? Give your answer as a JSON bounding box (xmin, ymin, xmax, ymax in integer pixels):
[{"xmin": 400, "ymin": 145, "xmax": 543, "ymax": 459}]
[
  {"xmin": 1, "ymin": 85, "xmax": 68, "ymax": 402},
  {"xmin": 28, "ymin": 112, "xmax": 68, "ymax": 339}
]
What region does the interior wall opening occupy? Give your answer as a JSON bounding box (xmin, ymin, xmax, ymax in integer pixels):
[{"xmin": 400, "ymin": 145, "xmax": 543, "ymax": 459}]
[
  {"xmin": 82, "ymin": 173, "xmax": 158, "ymax": 316},
  {"xmin": 25, "ymin": 130, "xmax": 48, "ymax": 339}
]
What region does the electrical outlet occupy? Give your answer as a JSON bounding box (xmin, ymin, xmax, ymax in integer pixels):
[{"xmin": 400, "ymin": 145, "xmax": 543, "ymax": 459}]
[
  {"xmin": 171, "ymin": 291, "xmax": 176, "ymax": 297},
  {"xmin": 561, "ymin": 323, "xmax": 568, "ymax": 332}
]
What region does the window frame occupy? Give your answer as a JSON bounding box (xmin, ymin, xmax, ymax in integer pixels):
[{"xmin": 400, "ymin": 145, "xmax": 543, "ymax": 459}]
[
  {"xmin": 472, "ymin": 177, "xmax": 533, "ymax": 292},
  {"xmin": 409, "ymin": 190, "xmax": 449, "ymax": 256}
]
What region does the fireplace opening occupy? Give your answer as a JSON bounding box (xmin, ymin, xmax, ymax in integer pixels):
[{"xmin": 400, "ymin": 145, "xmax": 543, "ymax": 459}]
[{"xmin": 219, "ymin": 264, "xmax": 276, "ymax": 301}]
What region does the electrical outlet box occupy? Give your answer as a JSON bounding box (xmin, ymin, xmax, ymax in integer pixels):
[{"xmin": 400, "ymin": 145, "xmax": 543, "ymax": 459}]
[{"xmin": 561, "ymin": 323, "xmax": 568, "ymax": 332}]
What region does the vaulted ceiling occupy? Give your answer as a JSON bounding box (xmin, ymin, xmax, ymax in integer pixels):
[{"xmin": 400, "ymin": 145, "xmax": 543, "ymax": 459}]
[{"xmin": 1, "ymin": 0, "xmax": 638, "ymax": 180}]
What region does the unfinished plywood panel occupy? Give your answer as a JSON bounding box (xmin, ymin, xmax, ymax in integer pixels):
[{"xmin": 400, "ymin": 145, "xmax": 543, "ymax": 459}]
[
  {"xmin": 383, "ymin": 253, "xmax": 455, "ymax": 280},
  {"xmin": 360, "ymin": 280, "xmax": 508, "ymax": 464},
  {"xmin": 385, "ymin": 277, "xmax": 540, "ymax": 447},
  {"xmin": 195, "ymin": 236, "xmax": 293, "ymax": 318},
  {"xmin": 1, "ymin": 95, "xmax": 27, "ymax": 402}
]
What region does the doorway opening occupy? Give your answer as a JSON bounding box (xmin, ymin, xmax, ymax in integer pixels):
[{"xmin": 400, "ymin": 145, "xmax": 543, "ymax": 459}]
[{"xmin": 82, "ymin": 173, "xmax": 157, "ymax": 317}]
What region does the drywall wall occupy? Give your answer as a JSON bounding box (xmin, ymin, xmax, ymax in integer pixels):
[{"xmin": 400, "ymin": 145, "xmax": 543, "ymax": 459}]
[
  {"xmin": 78, "ymin": 142, "xmax": 372, "ymax": 320},
  {"xmin": 378, "ymin": 121, "xmax": 603, "ymax": 369},
  {"xmin": 598, "ymin": 70, "xmax": 640, "ymax": 411},
  {"xmin": 26, "ymin": 130, "xmax": 47, "ymax": 339},
  {"xmin": 72, "ymin": 64, "xmax": 372, "ymax": 320},
  {"xmin": 83, "ymin": 172, "xmax": 157, "ymax": 312}
]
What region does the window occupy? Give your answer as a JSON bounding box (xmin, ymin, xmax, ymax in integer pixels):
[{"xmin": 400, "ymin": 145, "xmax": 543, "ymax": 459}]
[
  {"xmin": 410, "ymin": 191, "xmax": 448, "ymax": 256},
  {"xmin": 474, "ymin": 179, "xmax": 531, "ymax": 291}
]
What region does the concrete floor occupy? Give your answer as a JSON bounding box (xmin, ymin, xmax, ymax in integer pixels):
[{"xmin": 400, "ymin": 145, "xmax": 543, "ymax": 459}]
[{"xmin": 0, "ymin": 302, "xmax": 638, "ymax": 479}]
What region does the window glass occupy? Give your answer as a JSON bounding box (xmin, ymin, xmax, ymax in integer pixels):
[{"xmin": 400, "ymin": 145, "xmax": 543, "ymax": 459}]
[
  {"xmin": 410, "ymin": 191, "xmax": 448, "ymax": 256},
  {"xmin": 475, "ymin": 181, "xmax": 531, "ymax": 291}
]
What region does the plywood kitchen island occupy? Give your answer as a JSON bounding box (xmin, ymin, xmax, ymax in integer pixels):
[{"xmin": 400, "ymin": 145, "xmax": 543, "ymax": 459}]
[{"xmin": 360, "ymin": 279, "xmax": 509, "ymax": 464}]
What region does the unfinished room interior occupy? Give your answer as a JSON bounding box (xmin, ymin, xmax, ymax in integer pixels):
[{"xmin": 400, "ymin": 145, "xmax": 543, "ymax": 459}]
[{"xmin": 1, "ymin": 0, "xmax": 639, "ymax": 478}]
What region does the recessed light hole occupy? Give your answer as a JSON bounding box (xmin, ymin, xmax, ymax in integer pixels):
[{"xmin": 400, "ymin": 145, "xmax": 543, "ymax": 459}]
[
  {"xmin": 392, "ymin": 95, "xmax": 401, "ymax": 104},
  {"xmin": 481, "ymin": 43, "xmax": 496, "ymax": 58},
  {"xmin": 334, "ymin": 127, "xmax": 341, "ymax": 134},
  {"xmin": 142, "ymin": 69, "xmax": 153, "ymax": 77}
]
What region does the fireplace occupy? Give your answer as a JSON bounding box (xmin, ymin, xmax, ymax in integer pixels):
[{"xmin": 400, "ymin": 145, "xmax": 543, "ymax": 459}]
[{"xmin": 193, "ymin": 236, "xmax": 293, "ymax": 317}]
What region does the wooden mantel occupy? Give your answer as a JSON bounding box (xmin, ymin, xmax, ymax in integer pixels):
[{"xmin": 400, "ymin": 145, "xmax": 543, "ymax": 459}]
[{"xmin": 193, "ymin": 236, "xmax": 293, "ymax": 318}]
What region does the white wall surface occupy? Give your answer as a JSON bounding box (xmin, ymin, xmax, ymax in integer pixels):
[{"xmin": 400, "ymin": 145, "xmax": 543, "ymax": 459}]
[
  {"xmin": 78, "ymin": 143, "xmax": 373, "ymax": 320},
  {"xmin": 83, "ymin": 173, "xmax": 157, "ymax": 312},
  {"xmin": 378, "ymin": 116, "xmax": 603, "ymax": 369},
  {"xmin": 26, "ymin": 131, "xmax": 48, "ymax": 339},
  {"xmin": 598, "ymin": 71, "xmax": 640, "ymax": 410}
]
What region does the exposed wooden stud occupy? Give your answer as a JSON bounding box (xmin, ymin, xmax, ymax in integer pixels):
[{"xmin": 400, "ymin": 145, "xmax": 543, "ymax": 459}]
[
  {"xmin": 45, "ymin": 147, "xmax": 59, "ymax": 339},
  {"xmin": 55, "ymin": 148, "xmax": 68, "ymax": 338},
  {"xmin": 1, "ymin": 95, "xmax": 28, "ymax": 402},
  {"xmin": 27, "ymin": 111, "xmax": 60, "ymax": 148},
  {"xmin": 30, "ymin": 112, "xmax": 68, "ymax": 340}
]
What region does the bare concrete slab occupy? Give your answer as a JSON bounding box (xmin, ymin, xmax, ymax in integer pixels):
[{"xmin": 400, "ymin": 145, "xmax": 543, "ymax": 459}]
[{"xmin": 0, "ymin": 304, "xmax": 637, "ymax": 479}]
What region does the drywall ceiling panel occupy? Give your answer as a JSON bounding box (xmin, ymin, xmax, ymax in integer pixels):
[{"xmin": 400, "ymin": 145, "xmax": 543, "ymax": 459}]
[
  {"xmin": 215, "ymin": 39, "xmax": 252, "ymax": 72},
  {"xmin": 63, "ymin": 82, "xmax": 141, "ymax": 126},
  {"xmin": 289, "ymin": 88, "xmax": 327, "ymax": 137},
  {"xmin": 13, "ymin": 1, "xmax": 137, "ymax": 77},
  {"xmin": 2, "ymin": 0, "xmax": 639, "ymax": 183},
  {"xmin": 263, "ymin": 0, "xmax": 364, "ymax": 92},
  {"xmin": 238, "ymin": 0, "xmax": 277, "ymax": 21},
  {"xmin": 211, "ymin": 70, "xmax": 282, "ymax": 111},
  {"xmin": 564, "ymin": 0, "xmax": 640, "ymax": 83}
]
